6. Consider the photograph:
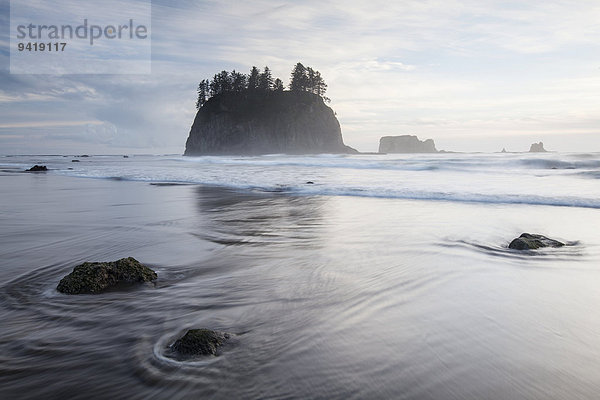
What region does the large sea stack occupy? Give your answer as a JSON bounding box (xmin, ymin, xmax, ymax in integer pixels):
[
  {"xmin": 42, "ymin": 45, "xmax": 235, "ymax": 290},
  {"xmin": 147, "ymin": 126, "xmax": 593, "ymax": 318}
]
[
  {"xmin": 379, "ymin": 135, "xmax": 438, "ymax": 153},
  {"xmin": 184, "ymin": 91, "xmax": 356, "ymax": 155}
]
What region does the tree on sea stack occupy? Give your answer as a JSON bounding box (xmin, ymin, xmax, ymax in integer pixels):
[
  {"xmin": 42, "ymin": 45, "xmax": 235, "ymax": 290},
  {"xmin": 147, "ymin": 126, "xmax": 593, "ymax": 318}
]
[
  {"xmin": 289, "ymin": 62, "xmax": 329, "ymax": 102},
  {"xmin": 195, "ymin": 79, "xmax": 209, "ymax": 109},
  {"xmin": 209, "ymin": 70, "xmax": 233, "ymax": 96},
  {"xmin": 248, "ymin": 66, "xmax": 260, "ymax": 90},
  {"xmin": 194, "ymin": 62, "xmax": 331, "ymax": 109},
  {"xmin": 258, "ymin": 66, "xmax": 273, "ymax": 90},
  {"xmin": 289, "ymin": 62, "xmax": 309, "ymax": 91},
  {"xmin": 307, "ymin": 67, "xmax": 329, "ymax": 102},
  {"xmin": 274, "ymin": 78, "xmax": 284, "ymax": 91},
  {"xmin": 231, "ymin": 70, "xmax": 247, "ymax": 92}
]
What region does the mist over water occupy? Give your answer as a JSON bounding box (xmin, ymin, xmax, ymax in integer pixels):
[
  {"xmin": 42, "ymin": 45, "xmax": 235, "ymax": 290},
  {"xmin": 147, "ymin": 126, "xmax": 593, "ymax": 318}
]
[{"xmin": 1, "ymin": 153, "xmax": 600, "ymax": 399}]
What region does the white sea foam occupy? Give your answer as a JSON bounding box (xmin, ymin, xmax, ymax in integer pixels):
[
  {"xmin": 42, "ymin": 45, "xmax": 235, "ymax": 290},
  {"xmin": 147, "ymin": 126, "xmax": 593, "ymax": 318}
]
[{"xmin": 5, "ymin": 152, "xmax": 600, "ymax": 208}]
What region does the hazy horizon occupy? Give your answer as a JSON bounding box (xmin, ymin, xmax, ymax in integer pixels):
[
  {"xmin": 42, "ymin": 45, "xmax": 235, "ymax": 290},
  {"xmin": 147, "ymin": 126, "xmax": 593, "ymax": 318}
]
[{"xmin": 1, "ymin": 0, "xmax": 600, "ymax": 154}]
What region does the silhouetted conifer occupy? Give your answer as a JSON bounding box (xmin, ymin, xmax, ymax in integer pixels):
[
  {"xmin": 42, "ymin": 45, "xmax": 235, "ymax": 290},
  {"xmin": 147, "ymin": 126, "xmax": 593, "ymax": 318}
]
[
  {"xmin": 258, "ymin": 66, "xmax": 273, "ymax": 90},
  {"xmin": 248, "ymin": 66, "xmax": 260, "ymax": 90}
]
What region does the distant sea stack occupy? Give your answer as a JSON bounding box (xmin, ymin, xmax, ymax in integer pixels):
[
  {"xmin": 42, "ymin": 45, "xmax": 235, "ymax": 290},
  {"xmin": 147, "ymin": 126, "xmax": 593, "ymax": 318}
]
[
  {"xmin": 378, "ymin": 135, "xmax": 438, "ymax": 153},
  {"xmin": 529, "ymin": 142, "xmax": 547, "ymax": 152},
  {"xmin": 184, "ymin": 90, "xmax": 356, "ymax": 156}
]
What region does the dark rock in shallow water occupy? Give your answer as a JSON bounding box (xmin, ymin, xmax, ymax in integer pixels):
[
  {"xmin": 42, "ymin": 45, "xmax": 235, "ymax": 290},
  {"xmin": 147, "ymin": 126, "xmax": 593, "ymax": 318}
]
[
  {"xmin": 184, "ymin": 91, "xmax": 356, "ymax": 155},
  {"xmin": 509, "ymin": 233, "xmax": 564, "ymax": 250},
  {"xmin": 71, "ymin": 159, "xmax": 80, "ymax": 162},
  {"xmin": 172, "ymin": 329, "xmax": 230, "ymax": 356},
  {"xmin": 57, "ymin": 257, "xmax": 157, "ymax": 294},
  {"xmin": 26, "ymin": 165, "xmax": 47, "ymax": 172}
]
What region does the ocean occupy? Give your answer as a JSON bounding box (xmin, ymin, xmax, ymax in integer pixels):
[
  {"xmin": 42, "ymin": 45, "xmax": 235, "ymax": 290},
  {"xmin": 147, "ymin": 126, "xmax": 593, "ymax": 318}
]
[{"xmin": 1, "ymin": 152, "xmax": 600, "ymax": 399}]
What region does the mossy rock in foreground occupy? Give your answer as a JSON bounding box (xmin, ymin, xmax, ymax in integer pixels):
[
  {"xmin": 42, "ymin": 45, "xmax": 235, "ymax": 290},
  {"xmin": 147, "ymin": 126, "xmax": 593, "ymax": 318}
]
[
  {"xmin": 57, "ymin": 257, "xmax": 157, "ymax": 294},
  {"xmin": 508, "ymin": 233, "xmax": 565, "ymax": 250},
  {"xmin": 172, "ymin": 329, "xmax": 230, "ymax": 356}
]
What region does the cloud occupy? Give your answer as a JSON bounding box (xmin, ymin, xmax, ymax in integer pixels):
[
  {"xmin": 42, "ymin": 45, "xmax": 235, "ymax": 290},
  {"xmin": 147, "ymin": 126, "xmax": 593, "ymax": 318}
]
[{"xmin": 0, "ymin": 120, "xmax": 102, "ymax": 129}]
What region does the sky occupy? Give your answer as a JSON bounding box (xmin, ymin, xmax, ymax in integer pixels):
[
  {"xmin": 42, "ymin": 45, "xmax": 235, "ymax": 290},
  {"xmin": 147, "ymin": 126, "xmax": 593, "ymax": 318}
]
[{"xmin": 1, "ymin": 0, "xmax": 600, "ymax": 154}]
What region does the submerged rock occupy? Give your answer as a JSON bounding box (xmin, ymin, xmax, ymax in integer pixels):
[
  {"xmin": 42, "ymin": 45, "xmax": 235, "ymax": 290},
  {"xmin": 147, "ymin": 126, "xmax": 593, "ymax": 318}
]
[
  {"xmin": 57, "ymin": 257, "xmax": 157, "ymax": 294},
  {"xmin": 508, "ymin": 233, "xmax": 564, "ymax": 250},
  {"xmin": 26, "ymin": 165, "xmax": 47, "ymax": 172},
  {"xmin": 172, "ymin": 329, "xmax": 230, "ymax": 356}
]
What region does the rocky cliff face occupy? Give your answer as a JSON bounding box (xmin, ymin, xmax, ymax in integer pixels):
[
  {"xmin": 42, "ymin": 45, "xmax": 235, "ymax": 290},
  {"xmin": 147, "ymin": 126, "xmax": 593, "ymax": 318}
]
[
  {"xmin": 529, "ymin": 142, "xmax": 547, "ymax": 152},
  {"xmin": 184, "ymin": 91, "xmax": 356, "ymax": 155},
  {"xmin": 378, "ymin": 135, "xmax": 438, "ymax": 153}
]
